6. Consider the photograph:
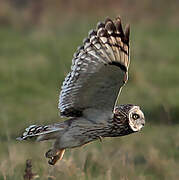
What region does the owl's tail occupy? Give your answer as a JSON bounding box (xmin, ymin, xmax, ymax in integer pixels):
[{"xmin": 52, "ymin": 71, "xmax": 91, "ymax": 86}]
[{"xmin": 16, "ymin": 124, "xmax": 64, "ymax": 141}]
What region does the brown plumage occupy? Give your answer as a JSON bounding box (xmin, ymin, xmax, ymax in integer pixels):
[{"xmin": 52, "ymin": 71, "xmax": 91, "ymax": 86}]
[{"xmin": 17, "ymin": 17, "xmax": 145, "ymax": 165}]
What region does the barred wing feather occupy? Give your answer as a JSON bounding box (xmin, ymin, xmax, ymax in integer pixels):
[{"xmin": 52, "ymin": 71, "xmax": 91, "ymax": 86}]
[{"xmin": 59, "ymin": 17, "xmax": 130, "ymax": 118}]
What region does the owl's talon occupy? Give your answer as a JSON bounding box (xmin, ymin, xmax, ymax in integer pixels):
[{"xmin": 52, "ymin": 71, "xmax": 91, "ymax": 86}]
[
  {"xmin": 48, "ymin": 155, "xmax": 60, "ymax": 165},
  {"xmin": 48, "ymin": 158, "xmax": 53, "ymax": 165},
  {"xmin": 45, "ymin": 149, "xmax": 56, "ymax": 158},
  {"xmin": 46, "ymin": 149, "xmax": 65, "ymax": 165}
]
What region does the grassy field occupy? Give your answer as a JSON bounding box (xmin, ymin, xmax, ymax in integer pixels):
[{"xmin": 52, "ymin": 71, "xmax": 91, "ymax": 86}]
[{"xmin": 0, "ymin": 16, "xmax": 179, "ymax": 179}]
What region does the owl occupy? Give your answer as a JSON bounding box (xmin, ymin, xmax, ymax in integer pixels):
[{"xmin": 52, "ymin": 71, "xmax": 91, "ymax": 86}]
[{"xmin": 17, "ymin": 17, "xmax": 145, "ymax": 165}]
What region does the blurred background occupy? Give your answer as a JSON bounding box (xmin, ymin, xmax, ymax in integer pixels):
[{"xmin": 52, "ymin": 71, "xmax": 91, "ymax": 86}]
[{"xmin": 0, "ymin": 0, "xmax": 179, "ymax": 179}]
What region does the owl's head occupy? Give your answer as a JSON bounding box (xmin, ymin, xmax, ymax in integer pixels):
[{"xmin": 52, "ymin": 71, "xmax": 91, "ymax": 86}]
[{"xmin": 114, "ymin": 104, "xmax": 145, "ymax": 132}]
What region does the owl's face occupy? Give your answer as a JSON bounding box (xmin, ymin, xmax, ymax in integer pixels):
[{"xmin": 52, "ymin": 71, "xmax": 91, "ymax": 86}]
[
  {"xmin": 128, "ymin": 106, "xmax": 145, "ymax": 131},
  {"xmin": 114, "ymin": 104, "xmax": 145, "ymax": 132}
]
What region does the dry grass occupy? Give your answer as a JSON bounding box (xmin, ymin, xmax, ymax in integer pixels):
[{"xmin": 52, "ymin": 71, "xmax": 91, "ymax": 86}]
[{"xmin": 0, "ymin": 125, "xmax": 179, "ymax": 179}]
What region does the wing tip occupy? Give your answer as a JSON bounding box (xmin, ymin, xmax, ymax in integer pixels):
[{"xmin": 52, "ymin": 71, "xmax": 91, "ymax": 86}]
[{"xmin": 103, "ymin": 16, "xmax": 130, "ymax": 44}]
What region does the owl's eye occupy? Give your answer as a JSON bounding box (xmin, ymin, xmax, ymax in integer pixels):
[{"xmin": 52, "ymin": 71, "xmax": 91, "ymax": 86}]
[{"xmin": 132, "ymin": 113, "xmax": 140, "ymax": 120}]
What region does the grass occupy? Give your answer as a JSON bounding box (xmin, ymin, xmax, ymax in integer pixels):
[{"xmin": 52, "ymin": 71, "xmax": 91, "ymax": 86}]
[
  {"xmin": 0, "ymin": 17, "xmax": 179, "ymax": 179},
  {"xmin": 1, "ymin": 125, "xmax": 179, "ymax": 179}
]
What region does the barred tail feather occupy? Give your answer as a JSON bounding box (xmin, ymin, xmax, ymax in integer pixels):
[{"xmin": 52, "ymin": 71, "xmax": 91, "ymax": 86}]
[{"xmin": 17, "ymin": 124, "xmax": 63, "ymax": 141}]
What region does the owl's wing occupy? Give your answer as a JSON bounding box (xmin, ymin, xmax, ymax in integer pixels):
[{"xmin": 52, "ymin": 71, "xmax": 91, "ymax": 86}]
[{"xmin": 59, "ymin": 17, "xmax": 130, "ymax": 121}]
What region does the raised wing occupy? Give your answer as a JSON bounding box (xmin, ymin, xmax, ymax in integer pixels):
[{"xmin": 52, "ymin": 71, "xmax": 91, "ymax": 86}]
[{"xmin": 59, "ymin": 17, "xmax": 130, "ymax": 118}]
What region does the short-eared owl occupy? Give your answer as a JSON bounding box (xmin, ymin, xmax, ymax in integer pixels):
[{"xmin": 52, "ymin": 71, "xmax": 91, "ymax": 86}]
[{"xmin": 17, "ymin": 17, "xmax": 145, "ymax": 165}]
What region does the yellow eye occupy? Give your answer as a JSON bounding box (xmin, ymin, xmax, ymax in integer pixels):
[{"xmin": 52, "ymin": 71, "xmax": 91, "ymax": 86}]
[{"xmin": 132, "ymin": 113, "xmax": 140, "ymax": 120}]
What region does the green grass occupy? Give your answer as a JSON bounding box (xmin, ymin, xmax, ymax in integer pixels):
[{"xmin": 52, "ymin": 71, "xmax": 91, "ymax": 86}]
[{"xmin": 0, "ymin": 18, "xmax": 179, "ymax": 179}]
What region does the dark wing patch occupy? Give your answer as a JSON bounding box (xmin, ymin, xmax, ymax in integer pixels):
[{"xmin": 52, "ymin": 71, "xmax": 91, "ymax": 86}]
[{"xmin": 59, "ymin": 17, "xmax": 130, "ymax": 118}]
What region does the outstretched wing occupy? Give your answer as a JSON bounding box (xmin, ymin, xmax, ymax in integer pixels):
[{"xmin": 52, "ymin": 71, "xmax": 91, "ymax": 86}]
[{"xmin": 59, "ymin": 17, "xmax": 130, "ymax": 119}]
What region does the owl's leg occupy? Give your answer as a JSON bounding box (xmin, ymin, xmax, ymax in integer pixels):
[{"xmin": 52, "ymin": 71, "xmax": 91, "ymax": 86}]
[{"xmin": 45, "ymin": 148, "xmax": 65, "ymax": 165}]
